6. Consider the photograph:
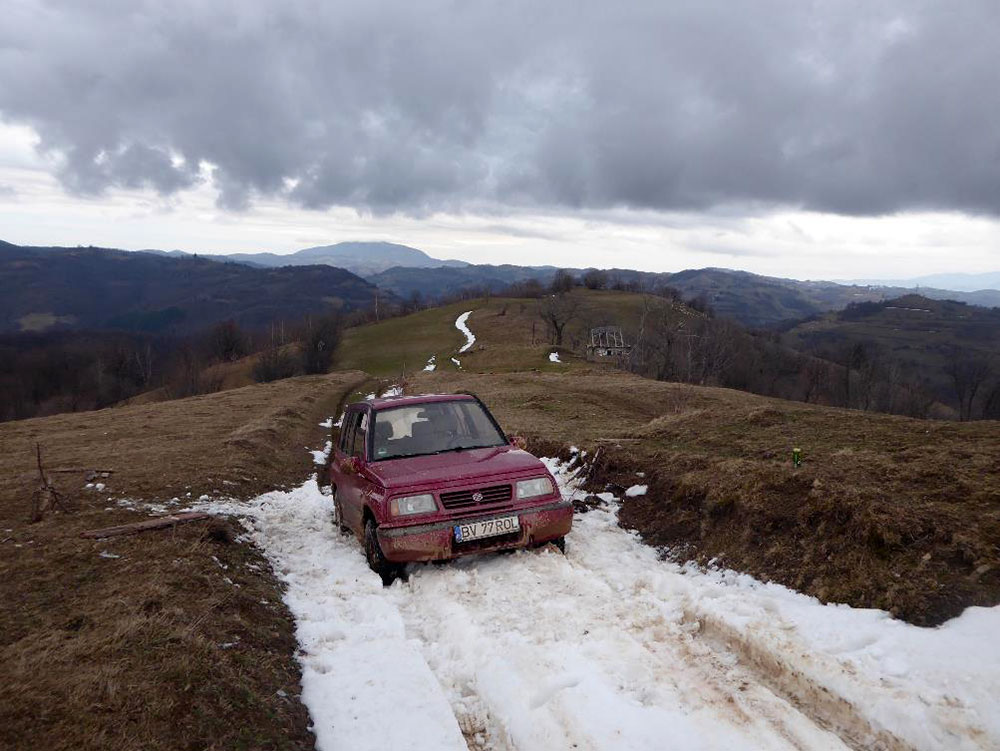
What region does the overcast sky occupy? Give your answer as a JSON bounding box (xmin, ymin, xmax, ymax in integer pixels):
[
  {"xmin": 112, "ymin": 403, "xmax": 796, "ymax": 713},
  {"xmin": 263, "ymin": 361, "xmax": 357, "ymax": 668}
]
[{"xmin": 1, "ymin": 0, "xmax": 998, "ymax": 280}]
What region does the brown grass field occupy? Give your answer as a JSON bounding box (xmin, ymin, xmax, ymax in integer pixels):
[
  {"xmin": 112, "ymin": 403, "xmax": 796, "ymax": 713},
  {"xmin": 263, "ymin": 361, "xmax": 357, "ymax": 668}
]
[{"xmin": 0, "ymin": 371, "xmax": 370, "ymax": 751}]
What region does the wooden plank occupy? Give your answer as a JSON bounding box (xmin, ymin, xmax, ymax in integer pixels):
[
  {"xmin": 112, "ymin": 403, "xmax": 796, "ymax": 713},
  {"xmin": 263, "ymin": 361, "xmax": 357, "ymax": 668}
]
[{"xmin": 80, "ymin": 512, "xmax": 212, "ymax": 539}]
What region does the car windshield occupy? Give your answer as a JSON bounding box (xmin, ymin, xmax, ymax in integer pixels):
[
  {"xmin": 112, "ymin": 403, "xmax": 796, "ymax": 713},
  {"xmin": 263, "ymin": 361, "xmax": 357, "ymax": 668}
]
[{"xmin": 371, "ymin": 399, "xmax": 507, "ymax": 461}]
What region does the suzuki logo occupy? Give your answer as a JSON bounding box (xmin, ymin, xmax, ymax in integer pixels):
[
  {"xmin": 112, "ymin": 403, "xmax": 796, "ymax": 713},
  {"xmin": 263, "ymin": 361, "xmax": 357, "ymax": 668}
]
[{"xmin": 471, "ymin": 492, "xmax": 484, "ymax": 503}]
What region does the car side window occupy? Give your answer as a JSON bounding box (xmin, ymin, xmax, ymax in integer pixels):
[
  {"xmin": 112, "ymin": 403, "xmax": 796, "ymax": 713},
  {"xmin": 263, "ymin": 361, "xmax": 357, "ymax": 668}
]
[
  {"xmin": 351, "ymin": 410, "xmax": 369, "ymax": 459},
  {"xmin": 339, "ymin": 411, "xmax": 357, "ymax": 453}
]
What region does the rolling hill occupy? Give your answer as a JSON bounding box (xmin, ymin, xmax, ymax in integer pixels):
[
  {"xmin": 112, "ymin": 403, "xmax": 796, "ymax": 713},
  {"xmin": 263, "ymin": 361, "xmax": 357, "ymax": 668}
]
[
  {"xmin": 0, "ymin": 242, "xmax": 386, "ymax": 334},
  {"xmin": 370, "ymin": 264, "xmax": 1000, "ymax": 327},
  {"xmin": 206, "ymin": 241, "xmax": 467, "ymax": 276},
  {"xmin": 782, "ymin": 294, "xmax": 1000, "ymax": 414}
]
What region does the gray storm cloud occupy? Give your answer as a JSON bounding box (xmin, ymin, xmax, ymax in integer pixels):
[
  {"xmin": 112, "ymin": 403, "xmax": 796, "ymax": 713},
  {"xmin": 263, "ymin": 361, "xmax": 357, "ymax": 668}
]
[{"xmin": 1, "ymin": 0, "xmax": 998, "ymax": 215}]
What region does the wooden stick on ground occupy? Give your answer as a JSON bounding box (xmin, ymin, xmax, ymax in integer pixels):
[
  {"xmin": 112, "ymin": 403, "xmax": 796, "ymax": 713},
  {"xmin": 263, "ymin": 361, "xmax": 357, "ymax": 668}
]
[
  {"xmin": 80, "ymin": 512, "xmax": 212, "ymax": 540},
  {"xmin": 29, "ymin": 444, "xmax": 74, "ymax": 523}
]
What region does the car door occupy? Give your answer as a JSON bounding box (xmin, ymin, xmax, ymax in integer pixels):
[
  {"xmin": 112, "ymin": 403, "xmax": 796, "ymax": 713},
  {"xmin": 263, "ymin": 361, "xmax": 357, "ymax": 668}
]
[
  {"xmin": 338, "ymin": 407, "xmax": 372, "ymax": 532},
  {"xmin": 333, "ymin": 410, "xmax": 361, "ymax": 529}
]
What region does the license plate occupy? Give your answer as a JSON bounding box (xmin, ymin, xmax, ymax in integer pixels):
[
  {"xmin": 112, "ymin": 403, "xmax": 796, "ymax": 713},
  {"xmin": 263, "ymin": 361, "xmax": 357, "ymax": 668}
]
[{"xmin": 454, "ymin": 515, "xmax": 520, "ymax": 542}]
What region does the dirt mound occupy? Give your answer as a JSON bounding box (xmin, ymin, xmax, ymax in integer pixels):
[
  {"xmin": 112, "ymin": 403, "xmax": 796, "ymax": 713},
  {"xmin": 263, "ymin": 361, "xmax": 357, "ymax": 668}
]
[{"xmin": 575, "ymin": 428, "xmax": 1000, "ymax": 627}]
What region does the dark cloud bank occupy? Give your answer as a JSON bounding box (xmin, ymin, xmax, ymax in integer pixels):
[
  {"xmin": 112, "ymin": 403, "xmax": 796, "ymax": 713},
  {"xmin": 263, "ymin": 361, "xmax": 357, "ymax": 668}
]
[{"xmin": 1, "ymin": 1, "xmax": 998, "ymax": 216}]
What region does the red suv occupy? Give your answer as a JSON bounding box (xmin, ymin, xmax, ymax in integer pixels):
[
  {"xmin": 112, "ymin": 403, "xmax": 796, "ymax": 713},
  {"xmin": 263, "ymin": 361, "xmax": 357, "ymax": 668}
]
[{"xmin": 330, "ymin": 393, "xmax": 572, "ymax": 583}]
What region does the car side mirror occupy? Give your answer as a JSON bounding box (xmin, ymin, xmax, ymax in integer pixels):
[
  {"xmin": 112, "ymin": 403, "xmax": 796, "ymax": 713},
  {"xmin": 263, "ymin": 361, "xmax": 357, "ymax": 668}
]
[{"xmin": 507, "ymin": 434, "xmax": 527, "ymax": 450}]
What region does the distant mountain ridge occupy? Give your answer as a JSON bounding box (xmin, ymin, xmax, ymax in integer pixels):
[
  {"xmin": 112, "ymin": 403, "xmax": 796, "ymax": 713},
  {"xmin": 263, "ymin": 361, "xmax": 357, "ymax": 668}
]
[
  {"xmin": 0, "ymin": 242, "xmax": 385, "ymax": 334},
  {"xmin": 843, "ymin": 271, "xmax": 1000, "ymax": 293},
  {"xmin": 206, "ymin": 241, "xmax": 468, "ymax": 276},
  {"xmin": 370, "ymin": 263, "xmax": 1000, "ymax": 327},
  {"xmin": 5, "ymin": 238, "xmax": 998, "ymax": 331}
]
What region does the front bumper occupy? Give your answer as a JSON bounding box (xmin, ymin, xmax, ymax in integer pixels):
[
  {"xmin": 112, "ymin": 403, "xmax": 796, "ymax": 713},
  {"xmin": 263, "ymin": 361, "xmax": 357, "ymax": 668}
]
[{"xmin": 377, "ymin": 499, "xmax": 573, "ymax": 562}]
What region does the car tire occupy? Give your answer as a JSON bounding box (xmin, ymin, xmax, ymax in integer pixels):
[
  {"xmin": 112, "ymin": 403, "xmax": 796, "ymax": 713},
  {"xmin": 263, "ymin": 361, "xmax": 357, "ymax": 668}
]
[
  {"xmin": 332, "ymin": 489, "xmax": 350, "ymax": 537},
  {"xmin": 535, "ymin": 536, "xmax": 566, "ymax": 554},
  {"xmin": 364, "ymin": 518, "xmax": 400, "ymax": 586}
]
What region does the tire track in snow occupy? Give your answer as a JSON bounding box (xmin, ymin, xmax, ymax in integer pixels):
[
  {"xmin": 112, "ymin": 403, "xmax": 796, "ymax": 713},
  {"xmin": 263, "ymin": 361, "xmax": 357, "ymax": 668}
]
[
  {"xmin": 201, "ymin": 460, "xmax": 996, "ymax": 751},
  {"xmin": 389, "ymin": 488, "xmax": 848, "ymax": 751}
]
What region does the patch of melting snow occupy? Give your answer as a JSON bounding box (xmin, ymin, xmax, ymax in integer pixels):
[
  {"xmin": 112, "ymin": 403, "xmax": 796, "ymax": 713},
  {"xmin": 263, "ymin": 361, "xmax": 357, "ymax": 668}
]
[
  {"xmin": 451, "ymin": 357, "xmax": 461, "ymax": 368},
  {"xmin": 424, "ymin": 355, "xmax": 437, "ymax": 371},
  {"xmin": 625, "ymin": 484, "xmax": 648, "ymax": 497},
  {"xmin": 311, "ymin": 440, "xmax": 333, "ymax": 466},
  {"xmin": 549, "ymin": 351, "xmax": 561, "ymax": 363},
  {"xmin": 197, "ymin": 459, "xmax": 999, "ymax": 751},
  {"xmin": 381, "ymin": 385, "xmax": 403, "ymax": 397},
  {"xmin": 116, "ymin": 498, "xmax": 173, "ymax": 514},
  {"xmin": 98, "ymin": 551, "xmax": 120, "ymax": 559},
  {"xmin": 333, "ymin": 412, "xmax": 345, "ymax": 428},
  {"xmin": 455, "ymin": 310, "xmax": 476, "ymax": 353},
  {"xmin": 319, "ymin": 417, "xmax": 333, "ymax": 428}
]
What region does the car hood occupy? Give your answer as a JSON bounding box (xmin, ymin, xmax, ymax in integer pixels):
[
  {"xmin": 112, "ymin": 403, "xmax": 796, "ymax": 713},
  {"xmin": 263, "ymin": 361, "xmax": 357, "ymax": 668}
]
[{"xmin": 366, "ymin": 446, "xmax": 548, "ymax": 491}]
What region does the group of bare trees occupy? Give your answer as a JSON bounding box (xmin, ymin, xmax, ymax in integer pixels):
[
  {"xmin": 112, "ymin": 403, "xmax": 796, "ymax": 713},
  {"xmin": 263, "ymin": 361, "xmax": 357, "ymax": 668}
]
[
  {"xmin": 620, "ymin": 295, "xmax": 999, "ymax": 421},
  {"xmin": 946, "ymin": 348, "xmax": 999, "ymax": 420},
  {"xmin": 1, "ymin": 310, "xmax": 347, "ymax": 422},
  {"xmin": 250, "ymin": 313, "xmax": 344, "ymax": 383}
]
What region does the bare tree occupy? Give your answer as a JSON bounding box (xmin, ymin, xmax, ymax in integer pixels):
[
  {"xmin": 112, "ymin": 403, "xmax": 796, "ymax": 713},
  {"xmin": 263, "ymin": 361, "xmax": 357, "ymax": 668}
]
[
  {"xmin": 208, "ymin": 319, "xmax": 248, "ymax": 362},
  {"xmin": 981, "ymin": 380, "xmax": 1000, "ymax": 420},
  {"xmin": 582, "ymin": 269, "xmax": 608, "ymax": 290},
  {"xmin": 538, "ymin": 294, "xmax": 581, "ymax": 346},
  {"xmin": 550, "ymin": 269, "xmax": 576, "ymax": 294},
  {"xmin": 801, "ymin": 359, "xmax": 829, "ymax": 404},
  {"xmin": 947, "ymin": 348, "xmax": 993, "ymax": 420},
  {"xmin": 302, "ymin": 313, "xmax": 343, "ymax": 374}
]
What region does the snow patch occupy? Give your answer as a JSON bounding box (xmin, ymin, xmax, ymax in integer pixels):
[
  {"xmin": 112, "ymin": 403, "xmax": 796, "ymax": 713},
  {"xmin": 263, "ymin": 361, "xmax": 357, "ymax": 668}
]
[
  {"xmin": 450, "ymin": 357, "xmax": 461, "ymax": 368},
  {"xmin": 318, "ymin": 417, "xmax": 333, "ymax": 428},
  {"xmin": 423, "ymin": 355, "xmax": 436, "ymax": 371},
  {"xmin": 310, "ymin": 440, "xmax": 333, "ymax": 466},
  {"xmin": 455, "ymin": 311, "xmax": 476, "ymax": 353},
  {"xmin": 191, "ymin": 461, "xmax": 997, "ymax": 751},
  {"xmin": 199, "ymin": 481, "xmax": 467, "ymax": 751},
  {"xmin": 625, "ymin": 484, "xmax": 648, "ymax": 497},
  {"xmin": 549, "ymin": 351, "xmax": 561, "ymax": 363}
]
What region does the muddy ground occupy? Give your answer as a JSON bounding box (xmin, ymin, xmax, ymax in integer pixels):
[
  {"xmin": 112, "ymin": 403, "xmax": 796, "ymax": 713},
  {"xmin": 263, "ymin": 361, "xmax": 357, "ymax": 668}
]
[
  {"xmin": 0, "ymin": 371, "xmax": 369, "ymax": 751},
  {"xmin": 416, "ymin": 369, "xmax": 1000, "ymax": 626}
]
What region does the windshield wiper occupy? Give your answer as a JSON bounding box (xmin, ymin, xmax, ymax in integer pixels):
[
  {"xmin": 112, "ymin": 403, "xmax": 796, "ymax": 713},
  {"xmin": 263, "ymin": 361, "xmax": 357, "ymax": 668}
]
[{"xmin": 432, "ymin": 443, "xmax": 500, "ymax": 455}]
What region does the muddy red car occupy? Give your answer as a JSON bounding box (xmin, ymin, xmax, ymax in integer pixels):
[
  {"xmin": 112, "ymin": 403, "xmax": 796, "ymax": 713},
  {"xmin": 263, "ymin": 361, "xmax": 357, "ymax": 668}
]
[{"xmin": 330, "ymin": 393, "xmax": 572, "ymax": 582}]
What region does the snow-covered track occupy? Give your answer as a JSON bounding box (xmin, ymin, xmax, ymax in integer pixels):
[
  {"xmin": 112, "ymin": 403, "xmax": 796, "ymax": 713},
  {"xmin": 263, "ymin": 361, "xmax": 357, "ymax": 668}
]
[{"xmin": 199, "ymin": 459, "xmax": 998, "ymax": 751}]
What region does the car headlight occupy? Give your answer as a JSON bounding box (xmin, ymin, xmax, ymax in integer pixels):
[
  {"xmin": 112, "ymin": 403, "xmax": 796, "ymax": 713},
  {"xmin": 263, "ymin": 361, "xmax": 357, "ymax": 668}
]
[
  {"xmin": 516, "ymin": 477, "xmax": 553, "ymax": 500},
  {"xmin": 390, "ymin": 494, "xmax": 437, "ymax": 516}
]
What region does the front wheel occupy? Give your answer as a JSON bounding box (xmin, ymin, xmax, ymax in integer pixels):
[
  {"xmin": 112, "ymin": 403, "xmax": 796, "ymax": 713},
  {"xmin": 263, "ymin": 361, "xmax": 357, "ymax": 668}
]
[{"xmin": 364, "ymin": 518, "xmax": 402, "ymax": 586}]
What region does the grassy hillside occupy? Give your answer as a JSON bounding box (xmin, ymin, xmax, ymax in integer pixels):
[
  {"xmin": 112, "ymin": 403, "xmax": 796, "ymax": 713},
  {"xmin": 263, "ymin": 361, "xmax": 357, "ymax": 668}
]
[
  {"xmin": 0, "ymin": 371, "xmax": 370, "ymax": 750},
  {"xmin": 410, "ymin": 368, "xmax": 1000, "ymax": 626},
  {"xmin": 783, "ymin": 295, "xmax": 1000, "ymax": 412},
  {"xmin": 337, "ymin": 289, "xmax": 696, "ymax": 377}
]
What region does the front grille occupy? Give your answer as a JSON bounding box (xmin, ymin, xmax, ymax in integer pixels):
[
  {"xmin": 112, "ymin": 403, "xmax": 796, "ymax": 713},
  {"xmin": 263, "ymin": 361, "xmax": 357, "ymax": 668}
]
[{"xmin": 439, "ymin": 483, "xmax": 513, "ymax": 510}]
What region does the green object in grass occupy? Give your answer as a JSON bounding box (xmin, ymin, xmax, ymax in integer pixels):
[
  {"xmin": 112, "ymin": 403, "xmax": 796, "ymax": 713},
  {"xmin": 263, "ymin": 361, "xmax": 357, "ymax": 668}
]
[{"xmin": 792, "ymin": 447, "xmax": 802, "ymax": 467}]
